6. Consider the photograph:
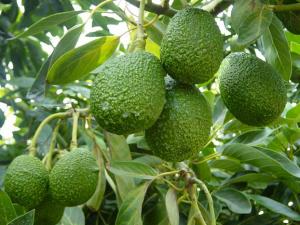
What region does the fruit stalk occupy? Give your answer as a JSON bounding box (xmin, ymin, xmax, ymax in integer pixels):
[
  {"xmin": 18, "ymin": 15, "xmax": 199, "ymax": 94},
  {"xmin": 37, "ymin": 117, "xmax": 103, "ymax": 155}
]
[
  {"xmin": 268, "ymin": 2, "xmax": 300, "ymax": 11},
  {"xmin": 45, "ymin": 120, "xmax": 61, "ymax": 170},
  {"xmin": 135, "ymin": 0, "xmax": 146, "ymax": 51},
  {"xmin": 70, "ymin": 111, "xmax": 80, "ymax": 150}
]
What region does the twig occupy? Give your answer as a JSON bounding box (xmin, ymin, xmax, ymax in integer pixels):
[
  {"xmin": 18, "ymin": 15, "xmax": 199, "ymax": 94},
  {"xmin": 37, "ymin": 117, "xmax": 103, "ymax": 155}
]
[{"xmin": 268, "ymin": 3, "xmax": 300, "ymax": 11}]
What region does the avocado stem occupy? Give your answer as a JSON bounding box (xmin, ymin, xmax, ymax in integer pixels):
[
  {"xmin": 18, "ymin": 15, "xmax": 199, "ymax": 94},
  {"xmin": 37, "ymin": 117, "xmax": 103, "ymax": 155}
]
[
  {"xmin": 45, "ymin": 120, "xmax": 61, "ymax": 170},
  {"xmin": 268, "ymin": 3, "xmax": 300, "ymax": 11},
  {"xmin": 70, "ymin": 111, "xmax": 80, "ymax": 151},
  {"xmin": 134, "ymin": 0, "xmax": 146, "ymax": 51}
]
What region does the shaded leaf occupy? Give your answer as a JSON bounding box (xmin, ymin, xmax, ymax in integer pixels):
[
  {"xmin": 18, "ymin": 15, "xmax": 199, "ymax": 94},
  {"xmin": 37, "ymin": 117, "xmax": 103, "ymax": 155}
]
[
  {"xmin": 260, "ymin": 16, "xmax": 292, "ymax": 81},
  {"xmin": 7, "ymin": 210, "xmax": 34, "ymax": 225},
  {"xmin": 115, "ymin": 182, "xmax": 150, "ymax": 225},
  {"xmin": 214, "ymin": 189, "xmax": 251, "ymax": 214},
  {"xmin": 0, "ymin": 109, "xmax": 4, "ymax": 128},
  {"xmin": 13, "ymin": 11, "xmax": 86, "ymax": 38},
  {"xmin": 223, "ymin": 173, "xmax": 276, "ymax": 186},
  {"xmin": 108, "ymin": 161, "xmax": 158, "ymax": 179},
  {"xmin": 47, "ymin": 36, "xmax": 119, "ymax": 84},
  {"xmin": 231, "ymin": 0, "xmax": 273, "ymax": 47},
  {"xmin": 248, "ymin": 195, "xmax": 300, "ymax": 221},
  {"xmin": 0, "ymin": 190, "xmax": 16, "ymax": 225},
  {"xmin": 210, "ymin": 159, "xmax": 243, "ymax": 172},
  {"xmin": 165, "ymin": 188, "xmax": 179, "ymax": 225},
  {"xmin": 58, "ymin": 207, "xmax": 85, "ymax": 225}
]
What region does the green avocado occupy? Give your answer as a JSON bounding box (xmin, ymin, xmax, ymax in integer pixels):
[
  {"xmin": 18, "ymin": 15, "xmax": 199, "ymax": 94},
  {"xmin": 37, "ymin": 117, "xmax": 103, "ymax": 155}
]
[
  {"xmin": 145, "ymin": 81, "xmax": 212, "ymax": 162},
  {"xmin": 218, "ymin": 52, "xmax": 287, "ymax": 126},
  {"xmin": 4, "ymin": 155, "xmax": 48, "ymax": 209},
  {"xmin": 34, "ymin": 195, "xmax": 65, "ymax": 225},
  {"xmin": 276, "ymin": 0, "xmax": 300, "ymax": 34},
  {"xmin": 49, "ymin": 148, "xmax": 98, "ymax": 206},
  {"xmin": 90, "ymin": 51, "xmax": 166, "ymax": 135},
  {"xmin": 161, "ymin": 8, "xmax": 223, "ymax": 84}
]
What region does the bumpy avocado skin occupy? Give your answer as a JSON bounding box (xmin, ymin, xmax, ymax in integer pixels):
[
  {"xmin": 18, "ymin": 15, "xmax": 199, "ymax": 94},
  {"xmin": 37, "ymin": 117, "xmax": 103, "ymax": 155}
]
[
  {"xmin": 145, "ymin": 83, "xmax": 212, "ymax": 162},
  {"xmin": 219, "ymin": 52, "xmax": 287, "ymax": 126},
  {"xmin": 90, "ymin": 51, "xmax": 166, "ymax": 135},
  {"xmin": 4, "ymin": 155, "xmax": 49, "ymax": 209},
  {"xmin": 276, "ymin": 0, "xmax": 300, "ymax": 34},
  {"xmin": 49, "ymin": 149, "xmax": 98, "ymax": 206},
  {"xmin": 34, "ymin": 196, "xmax": 65, "ymax": 225},
  {"xmin": 161, "ymin": 8, "xmax": 223, "ymax": 84}
]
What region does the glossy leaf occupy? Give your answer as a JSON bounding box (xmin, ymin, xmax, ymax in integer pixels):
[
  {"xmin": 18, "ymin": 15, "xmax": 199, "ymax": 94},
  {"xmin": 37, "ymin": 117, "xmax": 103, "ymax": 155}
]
[
  {"xmin": 7, "ymin": 210, "xmax": 34, "ymax": 225},
  {"xmin": 223, "ymin": 144, "xmax": 300, "ymax": 180},
  {"xmin": 249, "ymin": 195, "xmax": 300, "ymax": 221},
  {"xmin": 260, "ymin": 16, "xmax": 292, "ymax": 81},
  {"xmin": 0, "ymin": 190, "xmax": 16, "ymax": 225},
  {"xmin": 47, "ymin": 36, "xmax": 119, "ymax": 84},
  {"xmin": 58, "ymin": 207, "xmax": 85, "ymax": 225},
  {"xmin": 209, "ymin": 159, "xmax": 243, "ymax": 172},
  {"xmin": 223, "ymin": 173, "xmax": 276, "ymax": 186},
  {"xmin": 231, "ymin": 0, "xmax": 273, "ymax": 47},
  {"xmin": 165, "ymin": 188, "xmax": 179, "ymax": 225},
  {"xmin": 214, "ymin": 188, "xmax": 251, "ymax": 214},
  {"xmin": 115, "ymin": 182, "xmax": 150, "ymax": 225},
  {"xmin": 108, "ymin": 161, "xmax": 158, "ymax": 179},
  {"xmin": 13, "ymin": 11, "xmax": 86, "ymax": 38}
]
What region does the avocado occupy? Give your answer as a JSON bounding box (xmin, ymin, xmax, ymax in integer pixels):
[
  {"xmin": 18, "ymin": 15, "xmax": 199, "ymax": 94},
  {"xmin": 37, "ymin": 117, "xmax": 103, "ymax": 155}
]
[
  {"xmin": 145, "ymin": 81, "xmax": 212, "ymax": 162},
  {"xmin": 90, "ymin": 51, "xmax": 166, "ymax": 135},
  {"xmin": 34, "ymin": 195, "xmax": 65, "ymax": 225},
  {"xmin": 218, "ymin": 52, "xmax": 287, "ymax": 126},
  {"xmin": 49, "ymin": 148, "xmax": 98, "ymax": 206},
  {"xmin": 276, "ymin": 0, "xmax": 300, "ymax": 34},
  {"xmin": 4, "ymin": 155, "xmax": 48, "ymax": 209},
  {"xmin": 160, "ymin": 8, "xmax": 223, "ymax": 84}
]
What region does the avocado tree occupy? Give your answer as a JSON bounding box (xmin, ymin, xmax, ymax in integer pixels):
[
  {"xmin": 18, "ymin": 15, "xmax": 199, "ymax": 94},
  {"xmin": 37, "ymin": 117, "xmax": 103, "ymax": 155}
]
[{"xmin": 1, "ymin": 0, "xmax": 300, "ymax": 224}]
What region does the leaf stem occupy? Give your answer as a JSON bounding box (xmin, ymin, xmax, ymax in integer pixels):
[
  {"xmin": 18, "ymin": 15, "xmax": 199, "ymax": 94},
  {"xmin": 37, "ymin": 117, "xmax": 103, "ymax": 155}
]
[
  {"xmin": 268, "ymin": 3, "xmax": 300, "ymax": 11},
  {"xmin": 192, "ymin": 178, "xmax": 216, "ymax": 225},
  {"xmin": 189, "ymin": 185, "xmax": 208, "ymax": 225},
  {"xmin": 85, "ymin": 0, "xmax": 115, "ymax": 23},
  {"xmin": 70, "ymin": 111, "xmax": 80, "ymax": 150}
]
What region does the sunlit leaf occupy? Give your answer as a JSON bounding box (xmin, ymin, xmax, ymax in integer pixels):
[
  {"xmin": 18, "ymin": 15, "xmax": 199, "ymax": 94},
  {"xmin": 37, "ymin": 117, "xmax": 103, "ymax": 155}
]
[
  {"xmin": 58, "ymin": 207, "xmax": 85, "ymax": 225},
  {"xmin": 165, "ymin": 188, "xmax": 179, "ymax": 225}
]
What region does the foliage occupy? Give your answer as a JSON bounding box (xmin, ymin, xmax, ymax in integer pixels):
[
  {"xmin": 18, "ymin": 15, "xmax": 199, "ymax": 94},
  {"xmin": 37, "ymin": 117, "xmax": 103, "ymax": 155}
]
[{"xmin": 0, "ymin": 0, "xmax": 300, "ymax": 224}]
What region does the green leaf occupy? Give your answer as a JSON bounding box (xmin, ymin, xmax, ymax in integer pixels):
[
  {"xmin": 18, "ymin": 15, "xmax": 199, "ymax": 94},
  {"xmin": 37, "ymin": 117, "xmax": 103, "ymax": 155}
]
[
  {"xmin": 260, "ymin": 16, "xmax": 292, "ymax": 81},
  {"xmin": 223, "ymin": 144, "xmax": 300, "ymax": 180},
  {"xmin": 0, "ymin": 190, "xmax": 17, "ymax": 225},
  {"xmin": 115, "ymin": 182, "xmax": 150, "ymax": 225},
  {"xmin": 286, "ymin": 103, "xmax": 300, "ymax": 121},
  {"xmin": 165, "ymin": 188, "xmax": 179, "ymax": 225},
  {"xmin": 248, "ymin": 195, "xmax": 300, "ymax": 221},
  {"xmin": 105, "ymin": 132, "xmax": 135, "ymax": 203},
  {"xmin": 58, "ymin": 207, "xmax": 85, "ymax": 225},
  {"xmin": 209, "ymin": 159, "xmax": 243, "ymax": 172},
  {"xmin": 27, "ymin": 24, "xmax": 84, "ymax": 100},
  {"xmin": 7, "ymin": 210, "xmax": 34, "ymax": 225},
  {"xmin": 47, "ymin": 36, "xmax": 119, "ymax": 84},
  {"xmin": 231, "ymin": 0, "xmax": 273, "ymax": 47},
  {"xmin": 13, "ymin": 11, "xmax": 86, "ymax": 39},
  {"xmin": 228, "ymin": 128, "xmax": 273, "ymax": 145},
  {"xmin": 213, "ymin": 188, "xmax": 251, "ymax": 214},
  {"xmin": 223, "ymin": 173, "xmax": 276, "ymax": 186},
  {"xmin": 108, "ymin": 161, "xmax": 158, "ymax": 179}
]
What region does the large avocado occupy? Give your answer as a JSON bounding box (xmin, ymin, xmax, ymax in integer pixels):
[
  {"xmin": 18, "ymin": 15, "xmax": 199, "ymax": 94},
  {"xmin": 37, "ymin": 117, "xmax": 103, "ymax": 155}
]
[
  {"xmin": 145, "ymin": 81, "xmax": 212, "ymax": 162},
  {"xmin": 4, "ymin": 155, "xmax": 49, "ymax": 209},
  {"xmin": 218, "ymin": 52, "xmax": 287, "ymax": 126},
  {"xmin": 49, "ymin": 148, "xmax": 98, "ymax": 206},
  {"xmin": 161, "ymin": 8, "xmax": 223, "ymax": 84},
  {"xmin": 90, "ymin": 51, "xmax": 166, "ymax": 135}
]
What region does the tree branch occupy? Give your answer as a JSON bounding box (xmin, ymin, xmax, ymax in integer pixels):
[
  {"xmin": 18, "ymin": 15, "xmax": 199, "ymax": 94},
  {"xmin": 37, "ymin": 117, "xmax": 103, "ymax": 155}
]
[
  {"xmin": 125, "ymin": 0, "xmax": 177, "ymax": 17},
  {"xmin": 268, "ymin": 3, "xmax": 300, "ymax": 11}
]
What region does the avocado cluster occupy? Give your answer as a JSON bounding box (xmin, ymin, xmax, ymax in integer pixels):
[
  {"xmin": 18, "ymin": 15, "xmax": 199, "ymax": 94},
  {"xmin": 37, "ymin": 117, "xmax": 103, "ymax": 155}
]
[
  {"xmin": 4, "ymin": 149, "xmax": 98, "ymax": 225},
  {"xmin": 218, "ymin": 52, "xmax": 287, "ymax": 126},
  {"xmin": 91, "ymin": 8, "xmax": 222, "ymax": 162}
]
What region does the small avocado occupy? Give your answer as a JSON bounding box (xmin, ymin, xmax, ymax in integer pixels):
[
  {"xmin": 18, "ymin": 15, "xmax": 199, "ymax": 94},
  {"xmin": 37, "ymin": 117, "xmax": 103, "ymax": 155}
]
[
  {"xmin": 218, "ymin": 52, "xmax": 287, "ymax": 126},
  {"xmin": 145, "ymin": 81, "xmax": 212, "ymax": 162},
  {"xmin": 49, "ymin": 148, "xmax": 98, "ymax": 206},
  {"xmin": 4, "ymin": 155, "xmax": 49, "ymax": 209}
]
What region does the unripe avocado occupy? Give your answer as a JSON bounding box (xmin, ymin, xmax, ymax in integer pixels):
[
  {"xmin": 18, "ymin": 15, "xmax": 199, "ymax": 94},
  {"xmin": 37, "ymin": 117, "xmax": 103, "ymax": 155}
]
[
  {"xmin": 219, "ymin": 52, "xmax": 287, "ymax": 126},
  {"xmin": 4, "ymin": 155, "xmax": 48, "ymax": 209},
  {"xmin": 161, "ymin": 8, "xmax": 223, "ymax": 84},
  {"xmin": 145, "ymin": 82, "xmax": 212, "ymax": 162},
  {"xmin": 276, "ymin": 0, "xmax": 300, "ymax": 34},
  {"xmin": 34, "ymin": 195, "xmax": 65, "ymax": 225},
  {"xmin": 49, "ymin": 148, "xmax": 98, "ymax": 206},
  {"xmin": 90, "ymin": 51, "xmax": 166, "ymax": 135}
]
